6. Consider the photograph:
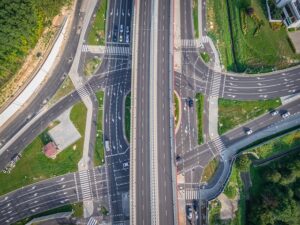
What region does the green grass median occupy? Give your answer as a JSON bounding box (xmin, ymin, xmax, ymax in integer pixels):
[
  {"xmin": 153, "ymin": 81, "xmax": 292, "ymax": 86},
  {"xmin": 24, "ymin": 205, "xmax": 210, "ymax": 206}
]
[
  {"xmin": 94, "ymin": 91, "xmax": 105, "ymax": 166},
  {"xmin": 196, "ymin": 93, "xmax": 204, "ymax": 144},
  {"xmin": 218, "ymin": 98, "xmax": 281, "ymax": 135},
  {"xmin": 0, "ymin": 102, "xmax": 87, "ymax": 196},
  {"xmin": 193, "ymin": 0, "xmax": 199, "ymax": 38},
  {"xmin": 125, "ymin": 93, "xmax": 131, "ymax": 142},
  {"xmin": 174, "ymin": 93, "xmax": 180, "ymax": 128},
  {"xmin": 87, "ymin": 0, "xmax": 108, "ymax": 45}
]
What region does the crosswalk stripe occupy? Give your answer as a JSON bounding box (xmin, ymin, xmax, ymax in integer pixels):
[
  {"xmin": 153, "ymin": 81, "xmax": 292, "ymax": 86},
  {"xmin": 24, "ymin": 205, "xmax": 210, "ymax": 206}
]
[
  {"xmin": 79, "ymin": 170, "xmax": 92, "ymax": 200},
  {"xmin": 87, "ymin": 217, "xmax": 98, "ymax": 225}
]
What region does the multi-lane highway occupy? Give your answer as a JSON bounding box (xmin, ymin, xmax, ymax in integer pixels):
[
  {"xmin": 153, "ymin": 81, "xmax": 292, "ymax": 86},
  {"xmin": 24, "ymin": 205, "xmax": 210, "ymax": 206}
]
[
  {"xmin": 155, "ymin": 0, "xmax": 176, "ymax": 224},
  {"xmin": 130, "ymin": 0, "xmax": 152, "ymax": 223},
  {"xmin": 0, "ymin": 167, "xmax": 107, "ymax": 225}
]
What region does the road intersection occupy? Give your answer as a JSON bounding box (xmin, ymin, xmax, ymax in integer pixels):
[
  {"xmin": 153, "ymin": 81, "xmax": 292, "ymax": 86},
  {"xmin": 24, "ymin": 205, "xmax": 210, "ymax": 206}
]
[{"xmin": 0, "ymin": 0, "xmax": 300, "ymax": 224}]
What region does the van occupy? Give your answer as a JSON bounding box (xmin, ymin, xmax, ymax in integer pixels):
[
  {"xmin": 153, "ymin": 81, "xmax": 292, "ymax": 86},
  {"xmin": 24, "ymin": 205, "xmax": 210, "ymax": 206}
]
[{"xmin": 105, "ymin": 140, "xmax": 110, "ymax": 152}]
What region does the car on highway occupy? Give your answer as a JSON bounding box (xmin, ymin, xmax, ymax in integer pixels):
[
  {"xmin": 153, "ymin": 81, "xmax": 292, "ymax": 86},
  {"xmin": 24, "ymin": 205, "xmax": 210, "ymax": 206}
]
[
  {"xmin": 120, "ymin": 24, "xmax": 124, "ymax": 33},
  {"xmin": 123, "ymin": 161, "xmax": 129, "ymax": 169},
  {"xmin": 126, "ymin": 34, "xmax": 130, "ymax": 43},
  {"xmin": 245, "ymin": 128, "xmax": 253, "ymax": 135},
  {"xmin": 119, "ymin": 35, "xmax": 123, "ymax": 42},
  {"xmin": 270, "ymin": 110, "xmax": 279, "ymax": 116},
  {"xmin": 281, "ymin": 111, "xmax": 290, "ymax": 119}
]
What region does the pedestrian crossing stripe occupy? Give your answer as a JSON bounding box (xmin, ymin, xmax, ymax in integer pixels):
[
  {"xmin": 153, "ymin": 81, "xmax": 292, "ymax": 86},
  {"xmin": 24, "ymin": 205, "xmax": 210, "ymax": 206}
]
[
  {"xmin": 210, "ymin": 73, "xmax": 222, "ymax": 97},
  {"xmin": 87, "ymin": 217, "xmax": 98, "ymax": 225},
  {"xmin": 79, "ymin": 170, "xmax": 93, "ymax": 200},
  {"xmin": 210, "ymin": 136, "xmax": 226, "ymax": 152}
]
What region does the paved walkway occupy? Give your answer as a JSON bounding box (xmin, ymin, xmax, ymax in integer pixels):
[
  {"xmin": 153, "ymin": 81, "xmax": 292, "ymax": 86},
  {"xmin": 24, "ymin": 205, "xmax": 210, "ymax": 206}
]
[{"xmin": 68, "ymin": 0, "xmax": 98, "ymax": 218}]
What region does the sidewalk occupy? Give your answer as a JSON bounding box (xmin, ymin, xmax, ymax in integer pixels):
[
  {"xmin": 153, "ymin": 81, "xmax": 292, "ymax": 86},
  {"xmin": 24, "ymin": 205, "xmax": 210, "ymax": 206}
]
[{"xmin": 68, "ymin": 0, "xmax": 97, "ymax": 218}]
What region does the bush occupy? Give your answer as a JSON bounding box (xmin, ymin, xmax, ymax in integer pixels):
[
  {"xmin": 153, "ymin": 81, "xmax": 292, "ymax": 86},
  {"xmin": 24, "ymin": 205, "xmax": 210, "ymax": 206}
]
[
  {"xmin": 224, "ymin": 184, "xmax": 237, "ymax": 199},
  {"xmin": 236, "ymin": 155, "xmax": 251, "ymax": 171}
]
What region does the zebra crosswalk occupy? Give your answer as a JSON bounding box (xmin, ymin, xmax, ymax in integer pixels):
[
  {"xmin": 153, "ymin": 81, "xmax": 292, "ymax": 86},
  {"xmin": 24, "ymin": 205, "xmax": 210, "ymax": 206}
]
[
  {"xmin": 76, "ymin": 85, "xmax": 91, "ymax": 99},
  {"xmin": 87, "ymin": 217, "xmax": 98, "ymax": 225},
  {"xmin": 105, "ymin": 46, "xmax": 131, "ymax": 55},
  {"xmin": 82, "ymin": 44, "xmax": 89, "ymax": 52},
  {"xmin": 81, "ymin": 44, "xmax": 131, "ymax": 56},
  {"xmin": 79, "ymin": 170, "xmax": 93, "ymax": 200},
  {"xmin": 210, "ymin": 136, "xmax": 226, "ymax": 152},
  {"xmin": 201, "ymin": 35, "xmax": 209, "ymax": 43},
  {"xmin": 181, "ymin": 39, "xmax": 199, "ymax": 48},
  {"xmin": 181, "ymin": 188, "xmax": 201, "ymax": 200},
  {"xmin": 210, "ymin": 73, "xmax": 222, "ymax": 97}
]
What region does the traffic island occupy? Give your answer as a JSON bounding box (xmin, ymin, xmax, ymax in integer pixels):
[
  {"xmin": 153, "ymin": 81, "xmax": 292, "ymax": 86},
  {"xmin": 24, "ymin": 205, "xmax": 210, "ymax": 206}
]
[
  {"xmin": 94, "ymin": 91, "xmax": 105, "ymax": 166},
  {"xmin": 0, "ymin": 102, "xmax": 87, "ymax": 196},
  {"xmin": 174, "ymin": 91, "xmax": 182, "ymax": 134},
  {"xmin": 124, "ymin": 92, "xmax": 131, "ymax": 143}
]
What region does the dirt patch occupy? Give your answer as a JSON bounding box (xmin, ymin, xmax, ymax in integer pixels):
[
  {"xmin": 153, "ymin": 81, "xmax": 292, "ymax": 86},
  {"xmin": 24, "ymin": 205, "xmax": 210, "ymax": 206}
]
[
  {"xmin": 0, "ymin": 2, "xmax": 75, "ymax": 111},
  {"xmin": 217, "ymin": 193, "xmax": 238, "ymax": 220}
]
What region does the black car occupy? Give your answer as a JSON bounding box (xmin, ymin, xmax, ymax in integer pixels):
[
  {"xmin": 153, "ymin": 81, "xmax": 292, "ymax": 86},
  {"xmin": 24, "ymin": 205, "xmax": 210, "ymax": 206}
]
[
  {"xmin": 176, "ymin": 154, "xmax": 181, "ymax": 161},
  {"xmin": 187, "ymin": 98, "xmax": 193, "ymax": 107}
]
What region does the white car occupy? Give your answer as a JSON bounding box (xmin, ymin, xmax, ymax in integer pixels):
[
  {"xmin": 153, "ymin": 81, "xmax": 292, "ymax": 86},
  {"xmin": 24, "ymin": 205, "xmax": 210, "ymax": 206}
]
[
  {"xmin": 246, "ymin": 129, "xmax": 253, "ymax": 135},
  {"xmin": 120, "ymin": 24, "xmax": 124, "ymax": 33},
  {"xmin": 119, "ymin": 35, "xmax": 123, "ymax": 42},
  {"xmin": 123, "ymin": 162, "xmax": 129, "ymax": 169},
  {"xmin": 270, "ymin": 110, "xmax": 279, "ymax": 116},
  {"xmin": 126, "ymin": 34, "xmax": 130, "ymax": 43},
  {"xmin": 281, "ymin": 111, "xmax": 290, "ymax": 119}
]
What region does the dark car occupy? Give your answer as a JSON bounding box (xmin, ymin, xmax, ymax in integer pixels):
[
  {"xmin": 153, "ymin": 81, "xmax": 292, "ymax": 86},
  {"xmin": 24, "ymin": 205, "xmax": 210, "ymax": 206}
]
[
  {"xmin": 176, "ymin": 154, "xmax": 181, "ymax": 161},
  {"xmin": 187, "ymin": 98, "xmax": 193, "ymax": 107}
]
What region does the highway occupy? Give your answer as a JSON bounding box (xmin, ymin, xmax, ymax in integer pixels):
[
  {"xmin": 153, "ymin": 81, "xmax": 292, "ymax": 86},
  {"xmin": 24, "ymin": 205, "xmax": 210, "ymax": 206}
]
[
  {"xmin": 0, "ymin": 166, "xmax": 107, "ymax": 225},
  {"xmin": 130, "ymin": 0, "xmax": 152, "ymax": 223},
  {"xmin": 1, "ymin": 0, "xmax": 300, "ymax": 224},
  {"xmin": 155, "ymin": 0, "xmax": 176, "ymax": 224}
]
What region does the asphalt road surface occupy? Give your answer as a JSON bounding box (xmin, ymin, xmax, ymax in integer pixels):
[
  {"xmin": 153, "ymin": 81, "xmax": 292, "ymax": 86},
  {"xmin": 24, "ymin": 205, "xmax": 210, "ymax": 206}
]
[
  {"xmin": 0, "ymin": 166, "xmax": 107, "ymax": 225},
  {"xmin": 155, "ymin": 0, "xmax": 176, "ymax": 224},
  {"xmin": 131, "ymin": 0, "xmax": 152, "ymax": 223}
]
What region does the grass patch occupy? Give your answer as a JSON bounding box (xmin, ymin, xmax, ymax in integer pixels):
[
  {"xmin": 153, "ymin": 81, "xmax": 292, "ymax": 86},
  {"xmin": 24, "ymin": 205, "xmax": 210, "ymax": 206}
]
[
  {"xmin": 200, "ymin": 52, "xmax": 210, "ymax": 63},
  {"xmin": 193, "ymin": 0, "xmax": 199, "ymax": 38},
  {"xmin": 95, "ymin": 91, "xmax": 105, "ymax": 166},
  {"xmin": 87, "ymin": 0, "xmax": 108, "ymax": 45},
  {"xmin": 206, "ymin": 0, "xmax": 234, "ymax": 70},
  {"xmin": 12, "ymin": 203, "xmax": 83, "ymax": 225},
  {"xmin": 49, "ymin": 76, "xmax": 75, "ymax": 105},
  {"xmin": 174, "ymin": 93, "xmax": 180, "ymax": 128},
  {"xmin": 208, "ymin": 199, "xmax": 222, "ymax": 225},
  {"xmin": 196, "ymin": 93, "xmax": 204, "ymax": 144},
  {"xmin": 0, "ymin": 102, "xmax": 87, "ymax": 196},
  {"xmin": 125, "ymin": 93, "xmax": 131, "ymax": 142},
  {"xmin": 218, "ymin": 98, "xmax": 281, "ymax": 135},
  {"xmin": 224, "ymin": 165, "xmax": 239, "ymax": 199},
  {"xmin": 207, "ymin": 0, "xmax": 300, "ymax": 72},
  {"xmin": 251, "ymin": 129, "xmax": 300, "ymax": 159},
  {"xmin": 201, "ymin": 158, "xmax": 219, "ymax": 183},
  {"xmin": 84, "ymin": 57, "xmax": 101, "ymax": 76}
]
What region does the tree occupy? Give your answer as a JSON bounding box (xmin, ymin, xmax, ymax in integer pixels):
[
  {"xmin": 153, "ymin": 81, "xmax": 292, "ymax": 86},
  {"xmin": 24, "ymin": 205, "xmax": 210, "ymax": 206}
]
[
  {"xmin": 265, "ymin": 169, "xmax": 281, "ymax": 183},
  {"xmin": 236, "ymin": 154, "xmax": 251, "ymax": 171}
]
